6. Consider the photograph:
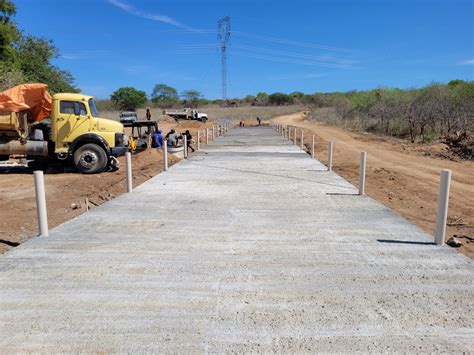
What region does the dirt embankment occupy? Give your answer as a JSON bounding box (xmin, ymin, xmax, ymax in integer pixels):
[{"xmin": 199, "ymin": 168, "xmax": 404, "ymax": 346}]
[
  {"xmin": 0, "ymin": 119, "xmax": 213, "ymax": 253},
  {"xmin": 274, "ymin": 112, "xmax": 474, "ymax": 259}
]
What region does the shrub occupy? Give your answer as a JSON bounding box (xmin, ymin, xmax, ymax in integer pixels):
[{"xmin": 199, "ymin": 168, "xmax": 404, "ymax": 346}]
[{"xmin": 110, "ymin": 87, "xmax": 147, "ymax": 111}]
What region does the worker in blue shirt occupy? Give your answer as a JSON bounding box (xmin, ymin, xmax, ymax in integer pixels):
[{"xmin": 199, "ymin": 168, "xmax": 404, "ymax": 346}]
[{"xmin": 153, "ymin": 129, "xmax": 164, "ymax": 148}]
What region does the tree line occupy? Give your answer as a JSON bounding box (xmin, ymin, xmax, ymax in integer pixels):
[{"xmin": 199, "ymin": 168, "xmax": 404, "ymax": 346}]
[
  {"xmin": 305, "ymin": 80, "xmax": 473, "ymax": 144},
  {"xmin": 104, "ymin": 84, "xmax": 304, "ymax": 111},
  {"xmin": 107, "ymin": 81, "xmax": 473, "ymax": 142},
  {"xmin": 1, "ymin": 0, "xmax": 471, "ymax": 148},
  {"xmin": 107, "ymin": 84, "xmax": 205, "ymax": 111},
  {"xmin": 0, "ymin": 0, "xmax": 78, "ymax": 93}
]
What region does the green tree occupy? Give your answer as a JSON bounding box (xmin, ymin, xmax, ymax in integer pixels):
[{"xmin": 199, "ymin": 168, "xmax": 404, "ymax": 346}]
[
  {"xmin": 0, "ymin": 1, "xmax": 78, "ymax": 93},
  {"xmin": 151, "ymin": 83, "xmax": 178, "ymax": 107},
  {"xmin": 269, "ymin": 92, "xmax": 293, "ymax": 105},
  {"xmin": 14, "ymin": 35, "xmax": 78, "ymax": 93},
  {"xmin": 111, "ymin": 87, "xmax": 147, "ymax": 111},
  {"xmin": 448, "ymin": 79, "xmax": 466, "ymax": 88},
  {"xmin": 256, "ymin": 92, "xmax": 269, "ymax": 106},
  {"xmin": 181, "ymin": 89, "xmax": 202, "ymax": 107},
  {"xmin": 0, "ymin": 64, "xmax": 23, "ymax": 90},
  {"xmin": 0, "ymin": 0, "xmax": 18, "ymax": 63},
  {"xmin": 243, "ymin": 95, "xmax": 256, "ymax": 105}
]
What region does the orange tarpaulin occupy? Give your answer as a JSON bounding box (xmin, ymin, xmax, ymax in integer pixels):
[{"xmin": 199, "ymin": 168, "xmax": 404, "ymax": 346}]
[{"xmin": 0, "ymin": 83, "xmax": 52, "ymax": 122}]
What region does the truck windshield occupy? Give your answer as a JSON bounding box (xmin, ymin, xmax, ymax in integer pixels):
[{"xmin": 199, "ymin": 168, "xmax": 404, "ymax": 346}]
[{"xmin": 88, "ymin": 99, "xmax": 99, "ymax": 117}]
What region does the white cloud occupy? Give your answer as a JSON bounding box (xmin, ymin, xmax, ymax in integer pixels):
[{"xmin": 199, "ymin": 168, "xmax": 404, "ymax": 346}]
[
  {"xmin": 458, "ymin": 59, "xmax": 474, "ymax": 65},
  {"xmin": 108, "ymin": 0, "xmax": 194, "ymax": 30},
  {"xmin": 60, "ymin": 50, "xmax": 109, "ymax": 60},
  {"xmin": 267, "ymin": 73, "xmax": 328, "ymax": 81}
]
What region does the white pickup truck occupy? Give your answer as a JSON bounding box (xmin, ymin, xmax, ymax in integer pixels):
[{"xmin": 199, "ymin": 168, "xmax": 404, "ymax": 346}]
[{"xmin": 163, "ymin": 108, "xmax": 208, "ymax": 122}]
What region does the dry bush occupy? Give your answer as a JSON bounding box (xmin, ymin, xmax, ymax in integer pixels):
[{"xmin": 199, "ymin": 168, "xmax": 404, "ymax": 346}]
[{"xmin": 307, "ymin": 81, "xmax": 474, "ymax": 157}]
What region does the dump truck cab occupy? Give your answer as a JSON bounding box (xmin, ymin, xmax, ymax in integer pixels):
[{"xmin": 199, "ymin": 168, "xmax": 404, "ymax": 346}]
[
  {"xmin": 0, "ymin": 84, "xmax": 128, "ymax": 174},
  {"xmin": 50, "ymin": 93, "xmax": 127, "ymax": 173}
]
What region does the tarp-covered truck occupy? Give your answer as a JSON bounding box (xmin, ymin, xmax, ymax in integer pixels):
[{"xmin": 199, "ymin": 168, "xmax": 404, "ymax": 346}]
[{"xmin": 0, "ymin": 84, "xmax": 127, "ymax": 173}]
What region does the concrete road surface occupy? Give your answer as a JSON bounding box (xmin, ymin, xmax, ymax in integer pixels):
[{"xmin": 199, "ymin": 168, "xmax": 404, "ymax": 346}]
[{"xmin": 1, "ymin": 126, "xmax": 473, "ymax": 352}]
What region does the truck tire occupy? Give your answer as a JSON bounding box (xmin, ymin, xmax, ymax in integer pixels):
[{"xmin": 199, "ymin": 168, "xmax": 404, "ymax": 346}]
[{"xmin": 73, "ymin": 143, "xmax": 108, "ymax": 174}]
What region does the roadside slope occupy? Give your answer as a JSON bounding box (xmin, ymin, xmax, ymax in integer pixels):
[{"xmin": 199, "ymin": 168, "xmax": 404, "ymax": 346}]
[{"xmin": 274, "ymin": 112, "xmax": 474, "ymax": 258}]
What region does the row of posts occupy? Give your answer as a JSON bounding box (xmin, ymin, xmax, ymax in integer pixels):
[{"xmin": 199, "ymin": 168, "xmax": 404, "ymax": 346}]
[
  {"xmin": 33, "ymin": 121, "xmax": 232, "ymax": 238},
  {"xmin": 271, "ymin": 122, "xmax": 452, "ymax": 246}
]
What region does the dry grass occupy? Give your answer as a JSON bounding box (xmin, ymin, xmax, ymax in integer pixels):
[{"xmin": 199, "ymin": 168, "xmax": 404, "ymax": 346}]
[{"xmin": 100, "ymin": 105, "xmax": 304, "ymax": 123}]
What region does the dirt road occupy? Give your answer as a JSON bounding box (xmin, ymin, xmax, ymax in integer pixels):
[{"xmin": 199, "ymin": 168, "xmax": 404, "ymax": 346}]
[
  {"xmin": 0, "ymin": 118, "xmax": 215, "ymax": 253},
  {"xmin": 274, "ymin": 112, "xmax": 474, "ymax": 258}
]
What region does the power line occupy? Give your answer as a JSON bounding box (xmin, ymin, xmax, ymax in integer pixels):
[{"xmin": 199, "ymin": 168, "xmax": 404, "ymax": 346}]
[
  {"xmin": 233, "ymin": 44, "xmax": 354, "ymax": 65},
  {"xmin": 233, "ymin": 31, "xmax": 353, "ymax": 52},
  {"xmin": 177, "ymin": 44, "xmax": 219, "ymax": 48},
  {"xmin": 230, "ymin": 51, "xmax": 356, "ymax": 69}
]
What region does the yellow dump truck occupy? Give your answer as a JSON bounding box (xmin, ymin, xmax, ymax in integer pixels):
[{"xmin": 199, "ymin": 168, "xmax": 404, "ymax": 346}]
[{"xmin": 0, "ymin": 84, "xmax": 127, "ymax": 173}]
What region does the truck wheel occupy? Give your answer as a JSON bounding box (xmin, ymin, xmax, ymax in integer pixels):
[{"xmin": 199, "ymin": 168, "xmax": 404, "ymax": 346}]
[{"xmin": 73, "ymin": 143, "xmax": 108, "ymax": 174}]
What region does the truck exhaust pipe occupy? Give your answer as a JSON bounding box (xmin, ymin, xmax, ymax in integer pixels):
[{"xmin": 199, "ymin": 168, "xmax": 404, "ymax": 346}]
[{"xmin": 0, "ymin": 140, "xmax": 48, "ymax": 156}]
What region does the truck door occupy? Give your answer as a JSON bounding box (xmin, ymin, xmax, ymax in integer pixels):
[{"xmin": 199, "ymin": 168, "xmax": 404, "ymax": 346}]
[{"xmin": 55, "ymin": 100, "xmax": 89, "ymax": 148}]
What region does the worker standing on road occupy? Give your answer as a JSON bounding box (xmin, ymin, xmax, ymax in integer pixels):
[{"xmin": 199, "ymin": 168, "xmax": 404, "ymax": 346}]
[
  {"xmin": 182, "ymin": 130, "xmax": 195, "ymax": 153},
  {"xmin": 146, "ymin": 107, "xmax": 151, "ymax": 120},
  {"xmin": 257, "ymin": 116, "xmax": 261, "ymax": 126}
]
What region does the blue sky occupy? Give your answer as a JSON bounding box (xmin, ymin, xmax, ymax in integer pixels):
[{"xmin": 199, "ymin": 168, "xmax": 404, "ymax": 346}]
[{"xmin": 15, "ymin": 0, "xmax": 474, "ymax": 99}]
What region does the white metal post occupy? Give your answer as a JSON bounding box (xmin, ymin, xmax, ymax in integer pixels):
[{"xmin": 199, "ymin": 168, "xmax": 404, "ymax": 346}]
[
  {"xmin": 212, "ymin": 126, "xmax": 215, "ymax": 140},
  {"xmin": 163, "ymin": 140, "xmax": 168, "ymax": 171},
  {"xmin": 435, "ymin": 169, "xmax": 452, "ymax": 245},
  {"xmin": 359, "ymin": 152, "xmax": 366, "ymax": 195},
  {"xmin": 197, "ymin": 130, "xmax": 200, "ymax": 150},
  {"xmin": 288, "ymin": 127, "xmax": 291, "ymax": 140},
  {"xmin": 183, "ymin": 135, "xmax": 188, "ymax": 159},
  {"xmin": 328, "ymin": 141, "xmax": 333, "ymax": 171},
  {"xmin": 125, "ymin": 151, "xmax": 132, "ymax": 192},
  {"xmin": 206, "ymin": 128, "xmax": 209, "ymax": 144},
  {"xmin": 300, "ymin": 130, "xmax": 304, "ymax": 150},
  {"xmin": 311, "ymin": 135, "xmax": 315, "ymax": 159},
  {"xmin": 34, "ymin": 170, "xmax": 48, "ymax": 237},
  {"xmin": 293, "ymin": 128, "xmax": 297, "ymax": 145}
]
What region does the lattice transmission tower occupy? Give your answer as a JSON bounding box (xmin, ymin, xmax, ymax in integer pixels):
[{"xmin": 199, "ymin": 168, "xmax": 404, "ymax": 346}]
[{"xmin": 217, "ymin": 16, "xmax": 231, "ymax": 100}]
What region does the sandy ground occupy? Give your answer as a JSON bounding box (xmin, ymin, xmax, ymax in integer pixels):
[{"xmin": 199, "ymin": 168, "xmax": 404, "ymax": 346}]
[
  {"xmin": 274, "ymin": 112, "xmax": 474, "ymax": 258},
  {"xmin": 0, "ymin": 118, "xmax": 215, "ymax": 253},
  {"xmin": 2, "ymin": 112, "xmax": 472, "ymax": 258}
]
